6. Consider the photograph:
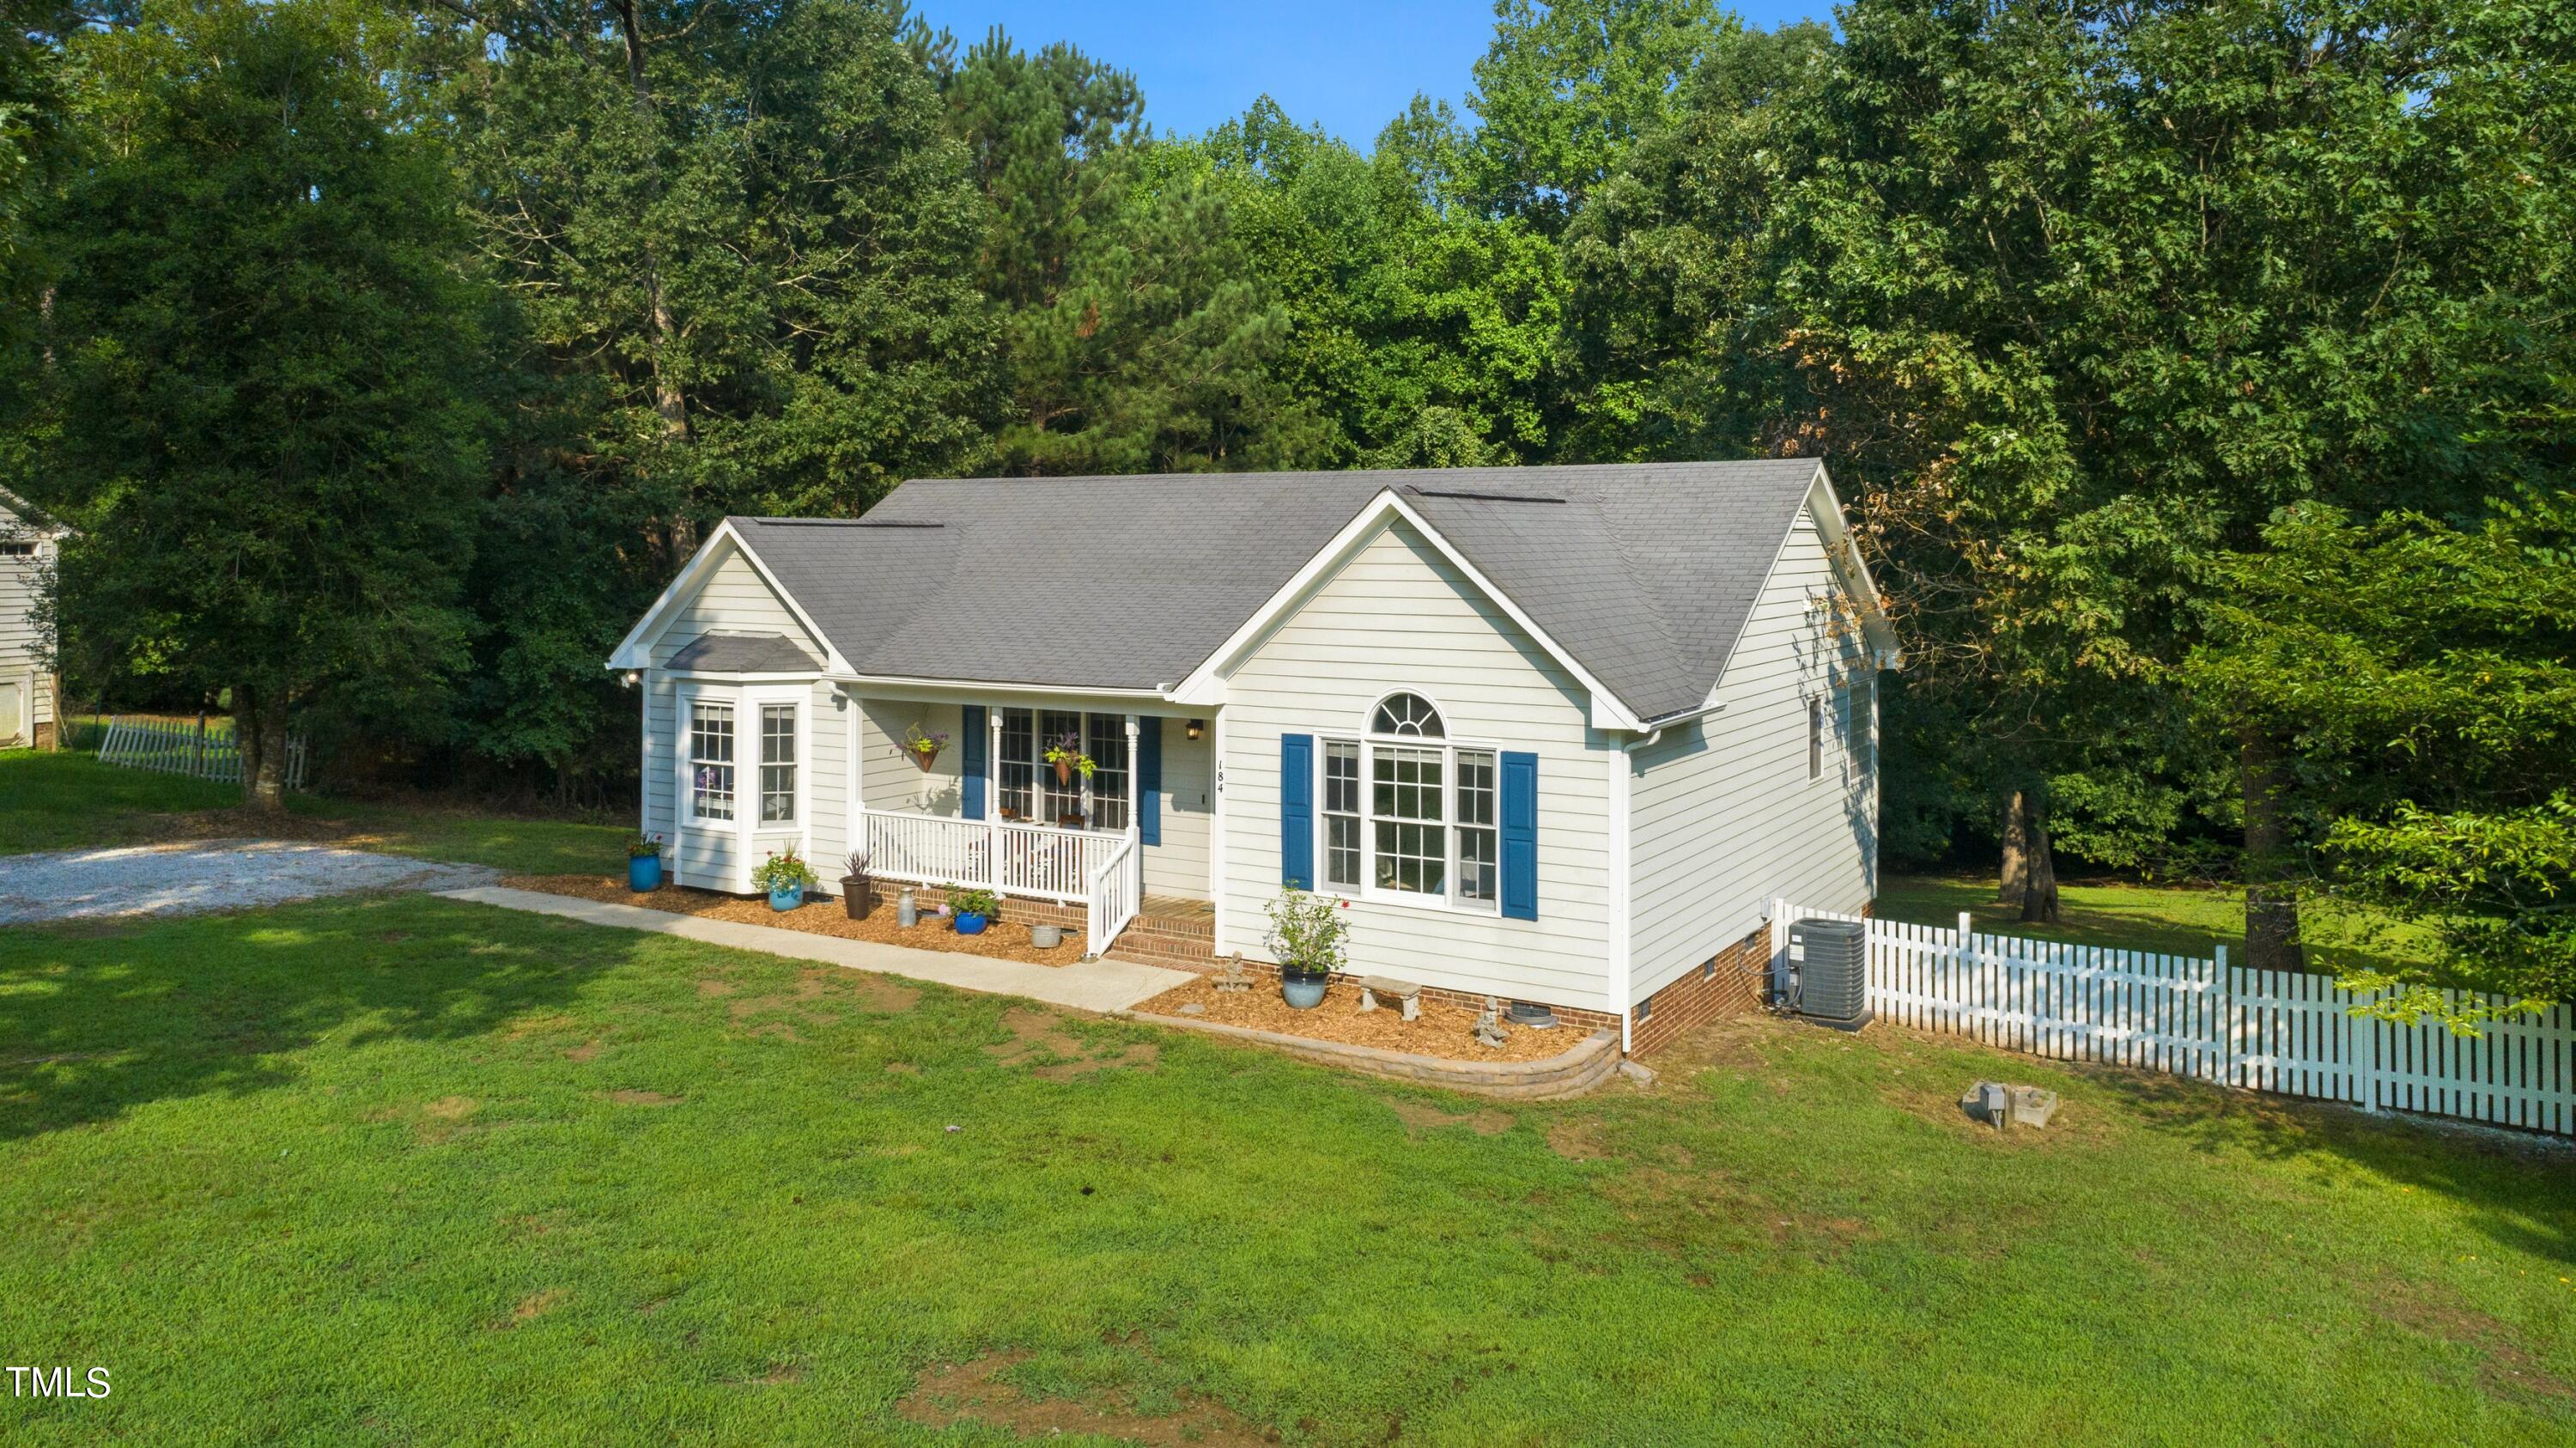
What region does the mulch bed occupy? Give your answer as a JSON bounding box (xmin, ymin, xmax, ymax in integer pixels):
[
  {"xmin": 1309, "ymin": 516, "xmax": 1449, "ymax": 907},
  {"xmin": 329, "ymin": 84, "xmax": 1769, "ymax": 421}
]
[
  {"xmin": 501, "ymin": 875, "xmax": 1087, "ymax": 967},
  {"xmin": 1133, "ymin": 976, "xmax": 1583, "ymax": 1063}
]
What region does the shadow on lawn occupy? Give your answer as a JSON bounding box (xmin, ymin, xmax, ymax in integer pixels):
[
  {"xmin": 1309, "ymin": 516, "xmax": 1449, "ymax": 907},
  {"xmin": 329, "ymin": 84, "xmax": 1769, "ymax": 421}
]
[
  {"xmin": 2087, "ymin": 1066, "xmax": 2576, "ymax": 1264},
  {"xmin": 0, "ymin": 895, "xmax": 614, "ymax": 1142}
]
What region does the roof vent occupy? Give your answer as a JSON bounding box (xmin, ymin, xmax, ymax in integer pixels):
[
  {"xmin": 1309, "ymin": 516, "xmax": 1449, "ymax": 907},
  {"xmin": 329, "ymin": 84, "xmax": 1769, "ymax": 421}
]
[{"xmin": 1404, "ymin": 488, "xmax": 1565, "ymax": 504}]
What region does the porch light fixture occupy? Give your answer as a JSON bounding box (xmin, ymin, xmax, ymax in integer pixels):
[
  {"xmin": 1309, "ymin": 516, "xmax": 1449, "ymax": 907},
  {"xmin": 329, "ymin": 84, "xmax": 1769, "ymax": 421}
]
[
  {"xmin": 1186, "ymin": 719, "xmax": 1204, "ymax": 740},
  {"xmin": 621, "ymin": 670, "xmax": 641, "ymax": 687}
]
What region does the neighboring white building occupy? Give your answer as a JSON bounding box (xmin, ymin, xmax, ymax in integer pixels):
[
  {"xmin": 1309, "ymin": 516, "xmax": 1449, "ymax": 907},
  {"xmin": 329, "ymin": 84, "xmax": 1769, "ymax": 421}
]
[
  {"xmin": 609, "ymin": 462, "xmax": 1898, "ymax": 1054},
  {"xmin": 0, "ymin": 486, "xmax": 64, "ymax": 751}
]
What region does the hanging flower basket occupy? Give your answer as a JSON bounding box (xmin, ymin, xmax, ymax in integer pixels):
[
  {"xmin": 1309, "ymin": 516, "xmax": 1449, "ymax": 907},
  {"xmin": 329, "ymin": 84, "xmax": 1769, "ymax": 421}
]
[
  {"xmin": 1043, "ymin": 732, "xmax": 1094, "ymax": 787},
  {"xmin": 902, "ymin": 724, "xmax": 949, "ymax": 771}
]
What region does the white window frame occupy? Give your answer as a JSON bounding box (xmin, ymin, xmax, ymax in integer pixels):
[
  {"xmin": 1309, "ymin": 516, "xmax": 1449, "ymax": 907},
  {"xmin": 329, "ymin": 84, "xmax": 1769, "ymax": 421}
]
[
  {"xmin": 1807, "ymin": 693, "xmax": 1826, "ymax": 782},
  {"xmin": 687, "ymin": 697, "xmax": 739, "ymax": 824},
  {"xmin": 744, "ymin": 686, "xmax": 809, "ymax": 838},
  {"xmin": 1312, "ymin": 691, "xmax": 1503, "ymax": 917}
]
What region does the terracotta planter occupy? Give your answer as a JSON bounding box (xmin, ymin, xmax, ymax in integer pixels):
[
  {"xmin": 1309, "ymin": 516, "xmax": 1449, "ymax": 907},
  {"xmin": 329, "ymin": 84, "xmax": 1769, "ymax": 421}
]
[
  {"xmin": 908, "ymin": 746, "xmax": 939, "ymax": 771},
  {"xmin": 1053, "ymin": 757, "xmax": 1074, "ymax": 786}
]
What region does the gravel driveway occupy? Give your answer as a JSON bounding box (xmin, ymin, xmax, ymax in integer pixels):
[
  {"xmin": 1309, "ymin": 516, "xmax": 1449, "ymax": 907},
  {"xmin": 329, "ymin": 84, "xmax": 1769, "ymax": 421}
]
[{"xmin": 0, "ymin": 840, "xmax": 497, "ymax": 924}]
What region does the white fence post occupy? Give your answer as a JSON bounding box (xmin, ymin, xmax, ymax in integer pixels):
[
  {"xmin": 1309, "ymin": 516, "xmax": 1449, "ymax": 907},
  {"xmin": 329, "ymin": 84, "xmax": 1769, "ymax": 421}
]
[{"xmin": 2214, "ymin": 943, "xmax": 2233, "ymax": 1088}]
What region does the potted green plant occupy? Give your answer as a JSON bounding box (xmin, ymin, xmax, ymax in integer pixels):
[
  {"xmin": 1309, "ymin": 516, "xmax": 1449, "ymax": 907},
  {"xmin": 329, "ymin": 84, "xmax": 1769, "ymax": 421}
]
[
  {"xmin": 627, "ymin": 833, "xmax": 665, "ymax": 892},
  {"xmin": 902, "ymin": 723, "xmax": 949, "ymax": 770},
  {"xmin": 1265, "ymin": 886, "xmax": 1349, "ymax": 1009},
  {"xmin": 948, "ymin": 884, "xmax": 999, "ymax": 935},
  {"xmin": 1043, "ymin": 731, "xmax": 1094, "ymax": 787},
  {"xmin": 840, "ymin": 848, "xmax": 872, "ymax": 920},
  {"xmin": 753, "ymin": 850, "xmax": 817, "ymax": 912}
]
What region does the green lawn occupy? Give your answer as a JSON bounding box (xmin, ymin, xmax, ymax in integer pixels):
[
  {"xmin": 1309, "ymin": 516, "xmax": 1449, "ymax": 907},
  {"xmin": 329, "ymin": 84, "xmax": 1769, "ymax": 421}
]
[
  {"xmin": 1880, "ymin": 872, "xmax": 2441, "ymax": 979},
  {"xmin": 0, "ymin": 747, "xmax": 628, "ymax": 874},
  {"xmin": 3, "ymin": 897, "xmax": 2569, "ymax": 1444}
]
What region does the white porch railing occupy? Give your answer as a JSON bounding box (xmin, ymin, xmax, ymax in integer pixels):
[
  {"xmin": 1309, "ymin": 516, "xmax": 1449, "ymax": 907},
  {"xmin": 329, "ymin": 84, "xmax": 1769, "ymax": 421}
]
[
  {"xmin": 860, "ymin": 807, "xmax": 1142, "ymax": 952},
  {"xmin": 1086, "ymin": 830, "xmax": 1140, "ymax": 957}
]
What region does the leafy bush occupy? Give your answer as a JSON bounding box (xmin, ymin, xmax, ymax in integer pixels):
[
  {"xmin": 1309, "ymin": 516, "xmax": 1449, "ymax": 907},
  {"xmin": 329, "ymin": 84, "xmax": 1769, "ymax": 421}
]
[
  {"xmin": 751, "ymin": 851, "xmax": 817, "ymax": 892},
  {"xmin": 1265, "ymin": 886, "xmax": 1349, "ymax": 976},
  {"xmin": 946, "ymin": 885, "xmax": 1000, "ymax": 920}
]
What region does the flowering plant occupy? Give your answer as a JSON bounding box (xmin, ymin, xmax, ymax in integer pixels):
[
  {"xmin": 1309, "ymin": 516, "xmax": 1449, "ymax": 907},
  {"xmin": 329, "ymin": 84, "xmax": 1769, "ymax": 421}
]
[
  {"xmin": 627, "ymin": 832, "xmax": 664, "ymax": 860},
  {"xmin": 1265, "ymin": 886, "xmax": 1350, "ymax": 976},
  {"xmin": 902, "ymin": 723, "xmax": 949, "ymax": 763},
  {"xmin": 1043, "ymin": 731, "xmax": 1095, "ymax": 778},
  {"xmin": 751, "ymin": 849, "xmax": 817, "ymax": 892}
]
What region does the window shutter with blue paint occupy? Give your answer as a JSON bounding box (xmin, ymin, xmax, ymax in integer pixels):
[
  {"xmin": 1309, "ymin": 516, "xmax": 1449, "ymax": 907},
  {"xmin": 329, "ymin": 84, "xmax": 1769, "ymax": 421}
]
[
  {"xmin": 1500, "ymin": 751, "xmax": 1538, "ymax": 920},
  {"xmin": 961, "ymin": 705, "xmax": 987, "ymax": 820},
  {"xmin": 1279, "ymin": 733, "xmax": 1315, "ymax": 889},
  {"xmin": 1137, "ymin": 717, "xmax": 1163, "ymax": 846}
]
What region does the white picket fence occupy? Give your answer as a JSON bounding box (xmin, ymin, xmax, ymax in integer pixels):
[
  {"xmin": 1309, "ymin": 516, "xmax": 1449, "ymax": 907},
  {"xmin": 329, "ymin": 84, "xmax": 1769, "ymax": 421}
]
[
  {"xmin": 96, "ymin": 716, "xmax": 309, "ymax": 790},
  {"xmin": 1772, "ymin": 898, "xmax": 2576, "ymax": 1136}
]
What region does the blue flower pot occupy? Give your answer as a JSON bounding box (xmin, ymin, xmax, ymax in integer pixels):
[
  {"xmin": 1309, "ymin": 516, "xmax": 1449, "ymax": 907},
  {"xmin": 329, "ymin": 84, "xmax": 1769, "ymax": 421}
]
[
  {"xmin": 768, "ymin": 884, "xmax": 805, "ymax": 912},
  {"xmin": 1281, "ymin": 970, "xmax": 1328, "ymax": 1009},
  {"xmin": 954, "ymin": 911, "xmax": 990, "ymax": 935},
  {"xmin": 628, "ymin": 855, "xmax": 663, "ymax": 892}
]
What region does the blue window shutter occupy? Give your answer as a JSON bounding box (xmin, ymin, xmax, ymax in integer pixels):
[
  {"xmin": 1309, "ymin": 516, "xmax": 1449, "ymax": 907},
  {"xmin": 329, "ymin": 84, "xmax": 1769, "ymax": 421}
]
[
  {"xmin": 1279, "ymin": 733, "xmax": 1315, "ymax": 889},
  {"xmin": 1137, "ymin": 717, "xmax": 1163, "ymax": 846},
  {"xmin": 961, "ymin": 705, "xmax": 987, "ymax": 820},
  {"xmin": 1500, "ymin": 751, "xmax": 1538, "ymax": 921}
]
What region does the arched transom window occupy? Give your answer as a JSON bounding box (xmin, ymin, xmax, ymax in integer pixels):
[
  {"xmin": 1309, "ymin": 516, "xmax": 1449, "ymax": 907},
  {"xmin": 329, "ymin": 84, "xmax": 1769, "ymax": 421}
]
[
  {"xmin": 1370, "ymin": 692, "xmax": 1445, "ymax": 738},
  {"xmin": 1318, "ymin": 693, "xmax": 1497, "ymax": 908}
]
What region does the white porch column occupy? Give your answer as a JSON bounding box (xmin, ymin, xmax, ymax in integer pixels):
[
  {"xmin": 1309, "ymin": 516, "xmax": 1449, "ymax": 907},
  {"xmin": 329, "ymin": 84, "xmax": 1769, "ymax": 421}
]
[
  {"xmin": 1124, "ymin": 713, "xmax": 1143, "ymax": 902},
  {"xmin": 1123, "ymin": 714, "xmax": 1141, "ymax": 834},
  {"xmin": 987, "ymin": 702, "xmax": 1005, "ymax": 890}
]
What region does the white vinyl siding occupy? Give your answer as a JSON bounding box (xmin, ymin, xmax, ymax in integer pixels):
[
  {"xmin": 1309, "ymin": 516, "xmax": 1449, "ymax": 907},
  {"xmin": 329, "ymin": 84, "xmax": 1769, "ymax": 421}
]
[
  {"xmin": 1627, "ymin": 509, "xmax": 1880, "ymax": 1002},
  {"xmin": 1216, "ymin": 518, "xmax": 1615, "ymax": 1010},
  {"xmin": 0, "ymin": 500, "xmax": 58, "ymax": 738},
  {"xmin": 858, "ymin": 699, "xmax": 964, "ymax": 815},
  {"xmin": 639, "ymin": 544, "xmax": 841, "ymax": 889}
]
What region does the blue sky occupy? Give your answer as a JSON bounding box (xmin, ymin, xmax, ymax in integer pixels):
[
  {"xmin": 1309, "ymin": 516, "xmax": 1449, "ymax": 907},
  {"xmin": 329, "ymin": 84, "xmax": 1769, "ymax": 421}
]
[{"xmin": 906, "ymin": 2, "xmax": 1835, "ymax": 147}]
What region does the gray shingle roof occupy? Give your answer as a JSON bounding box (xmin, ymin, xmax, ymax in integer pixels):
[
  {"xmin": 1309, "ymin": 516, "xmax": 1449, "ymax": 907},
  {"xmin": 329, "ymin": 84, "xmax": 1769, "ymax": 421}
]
[
  {"xmin": 725, "ymin": 459, "xmax": 1825, "ymax": 722},
  {"xmin": 665, "ymin": 632, "xmax": 826, "ymax": 675}
]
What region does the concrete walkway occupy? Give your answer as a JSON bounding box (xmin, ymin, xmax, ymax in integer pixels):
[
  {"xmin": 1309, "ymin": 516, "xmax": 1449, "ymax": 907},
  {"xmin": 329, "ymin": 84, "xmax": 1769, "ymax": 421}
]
[{"xmin": 434, "ymin": 885, "xmax": 1196, "ymax": 1014}]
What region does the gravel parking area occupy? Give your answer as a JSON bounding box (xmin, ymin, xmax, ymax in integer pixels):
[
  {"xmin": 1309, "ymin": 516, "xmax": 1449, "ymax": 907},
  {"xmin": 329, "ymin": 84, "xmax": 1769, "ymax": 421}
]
[{"xmin": 0, "ymin": 840, "xmax": 496, "ymax": 923}]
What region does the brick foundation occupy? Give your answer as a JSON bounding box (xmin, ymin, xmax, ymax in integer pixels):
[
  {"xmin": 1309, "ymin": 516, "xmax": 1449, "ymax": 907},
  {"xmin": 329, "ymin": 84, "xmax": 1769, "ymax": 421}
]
[
  {"xmin": 32, "ymin": 720, "xmax": 54, "ymax": 751},
  {"xmin": 855, "ymin": 879, "xmax": 1090, "ymax": 934},
  {"xmin": 1626, "ymin": 926, "xmax": 1773, "ymax": 1058}
]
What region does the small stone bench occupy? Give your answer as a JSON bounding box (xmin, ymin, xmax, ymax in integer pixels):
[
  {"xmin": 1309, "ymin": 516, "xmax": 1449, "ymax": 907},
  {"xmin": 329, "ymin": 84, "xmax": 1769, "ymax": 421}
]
[{"xmin": 1356, "ymin": 976, "xmax": 1423, "ymax": 1022}]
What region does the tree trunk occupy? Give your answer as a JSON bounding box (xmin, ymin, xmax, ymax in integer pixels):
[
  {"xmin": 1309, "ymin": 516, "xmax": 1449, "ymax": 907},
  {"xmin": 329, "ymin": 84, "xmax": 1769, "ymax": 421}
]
[
  {"xmin": 612, "ymin": 0, "xmax": 689, "ymax": 444},
  {"xmin": 1999, "ymin": 789, "xmax": 2031, "ymax": 904},
  {"xmin": 2240, "ymin": 725, "xmax": 2306, "ymax": 972},
  {"xmin": 236, "ymin": 683, "xmax": 289, "ymax": 814},
  {"xmin": 2018, "ymin": 790, "xmax": 2061, "ymax": 924}
]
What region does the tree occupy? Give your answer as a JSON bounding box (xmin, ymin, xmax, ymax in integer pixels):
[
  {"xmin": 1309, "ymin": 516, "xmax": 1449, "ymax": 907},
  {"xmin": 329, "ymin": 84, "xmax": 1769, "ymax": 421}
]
[
  {"xmin": 1566, "ymin": 0, "xmax": 2576, "ymax": 940},
  {"xmin": 38, "ymin": 0, "xmax": 494, "ymax": 807},
  {"xmin": 918, "ymin": 30, "xmax": 1323, "ymax": 473},
  {"xmin": 2188, "ymin": 494, "xmax": 2576, "ymax": 1025}
]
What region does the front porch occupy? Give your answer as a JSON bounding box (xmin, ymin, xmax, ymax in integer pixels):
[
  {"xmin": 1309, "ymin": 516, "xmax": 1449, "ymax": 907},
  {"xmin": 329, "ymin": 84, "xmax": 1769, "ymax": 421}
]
[{"xmin": 849, "ymin": 692, "xmax": 1218, "ymax": 958}]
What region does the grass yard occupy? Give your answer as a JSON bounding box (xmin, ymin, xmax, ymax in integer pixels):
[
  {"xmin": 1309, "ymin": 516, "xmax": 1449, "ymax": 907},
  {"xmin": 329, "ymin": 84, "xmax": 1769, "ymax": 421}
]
[
  {"xmin": 1880, "ymin": 872, "xmax": 2440, "ymax": 980},
  {"xmin": 0, "ymin": 748, "xmax": 628, "ymax": 874},
  {"xmin": 3, "ymin": 896, "xmax": 2570, "ymax": 1444}
]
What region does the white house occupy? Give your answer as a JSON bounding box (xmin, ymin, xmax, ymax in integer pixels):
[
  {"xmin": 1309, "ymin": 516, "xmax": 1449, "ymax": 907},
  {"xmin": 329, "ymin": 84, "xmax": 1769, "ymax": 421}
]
[
  {"xmin": 0, "ymin": 485, "xmax": 64, "ymax": 751},
  {"xmin": 609, "ymin": 462, "xmax": 1897, "ymax": 1054}
]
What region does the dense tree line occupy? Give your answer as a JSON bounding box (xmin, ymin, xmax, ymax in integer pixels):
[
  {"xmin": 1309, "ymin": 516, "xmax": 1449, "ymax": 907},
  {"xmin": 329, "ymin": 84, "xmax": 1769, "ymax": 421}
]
[{"xmin": 1, "ymin": 0, "xmax": 2567, "ymax": 1015}]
